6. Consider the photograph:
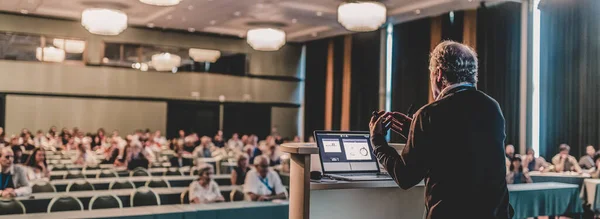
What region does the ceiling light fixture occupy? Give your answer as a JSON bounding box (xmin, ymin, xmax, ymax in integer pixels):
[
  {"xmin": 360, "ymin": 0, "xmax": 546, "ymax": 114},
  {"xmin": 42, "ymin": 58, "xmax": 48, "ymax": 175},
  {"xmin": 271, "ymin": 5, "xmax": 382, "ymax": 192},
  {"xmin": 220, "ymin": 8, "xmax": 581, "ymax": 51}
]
[
  {"xmin": 189, "ymin": 48, "xmax": 221, "ymax": 63},
  {"xmin": 316, "ymin": 11, "xmax": 323, "ymax": 16},
  {"xmin": 81, "ymin": 8, "xmax": 128, "ymax": 35},
  {"xmin": 151, "ymin": 53, "xmax": 181, "ymax": 71},
  {"xmin": 415, "ymin": 9, "xmax": 421, "ymax": 14},
  {"xmin": 188, "ymin": 27, "xmax": 196, "ymax": 32},
  {"xmin": 234, "ymin": 11, "xmax": 241, "ymax": 16},
  {"xmin": 337, "ymin": 1, "xmax": 387, "ymax": 32},
  {"xmin": 147, "ymin": 23, "xmax": 155, "ymax": 28},
  {"xmin": 52, "ymin": 39, "xmax": 86, "ymax": 53},
  {"xmin": 20, "ymin": 9, "xmax": 28, "ymax": 14},
  {"xmin": 36, "ymin": 47, "xmax": 65, "ymax": 62},
  {"xmin": 246, "ymin": 28, "xmax": 286, "ymax": 51},
  {"xmin": 139, "ymin": 0, "xmax": 181, "ymax": 6}
]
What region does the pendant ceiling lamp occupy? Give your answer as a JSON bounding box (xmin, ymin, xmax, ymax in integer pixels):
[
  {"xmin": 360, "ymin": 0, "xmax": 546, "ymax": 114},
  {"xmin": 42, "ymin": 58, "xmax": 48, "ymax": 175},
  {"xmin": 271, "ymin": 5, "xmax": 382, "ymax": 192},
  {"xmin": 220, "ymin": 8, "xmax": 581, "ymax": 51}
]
[
  {"xmin": 337, "ymin": 1, "xmax": 387, "ymax": 32},
  {"xmin": 246, "ymin": 28, "xmax": 286, "ymax": 51},
  {"xmin": 81, "ymin": 8, "xmax": 128, "ymax": 35}
]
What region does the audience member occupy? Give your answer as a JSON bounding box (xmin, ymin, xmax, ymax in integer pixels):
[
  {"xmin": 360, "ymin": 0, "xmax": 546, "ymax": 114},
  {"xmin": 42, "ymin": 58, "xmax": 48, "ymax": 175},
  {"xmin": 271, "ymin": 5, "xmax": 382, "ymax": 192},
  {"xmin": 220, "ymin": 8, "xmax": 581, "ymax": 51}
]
[
  {"xmin": 522, "ymin": 148, "xmax": 549, "ymax": 172},
  {"xmin": 126, "ymin": 143, "xmax": 149, "ymax": 170},
  {"xmin": 267, "ymin": 145, "xmax": 282, "ymax": 166},
  {"xmin": 293, "ymin": 136, "xmax": 301, "ymax": 143},
  {"xmin": 504, "ymin": 144, "xmax": 515, "ymax": 172},
  {"xmin": 24, "ymin": 148, "xmax": 49, "ymax": 180},
  {"xmin": 592, "ymin": 156, "xmax": 600, "ymax": 178},
  {"xmin": 227, "ymin": 133, "xmax": 243, "ymax": 151},
  {"xmin": 170, "ymin": 148, "xmax": 192, "ymax": 168},
  {"xmin": 244, "ymin": 155, "xmax": 286, "ymax": 201},
  {"xmin": 213, "ymin": 134, "xmax": 225, "ymax": 148},
  {"xmin": 47, "ymin": 126, "xmax": 57, "ymax": 138},
  {"xmin": 10, "ymin": 145, "xmax": 24, "ymax": 164},
  {"xmin": 231, "ymin": 154, "xmax": 250, "ymax": 185},
  {"xmin": 0, "ymin": 127, "xmax": 5, "ymax": 147},
  {"xmin": 193, "ymin": 137, "xmax": 213, "ymax": 159},
  {"xmin": 0, "ymin": 147, "xmax": 31, "ymax": 197},
  {"xmin": 183, "ymin": 138, "xmax": 197, "ymax": 154},
  {"xmin": 506, "ymin": 156, "xmax": 532, "ymax": 184},
  {"xmin": 579, "ymin": 145, "xmax": 596, "ymax": 170},
  {"xmin": 92, "ymin": 128, "xmax": 107, "ymax": 150},
  {"xmin": 241, "ymin": 135, "xmax": 249, "ymax": 146},
  {"xmin": 153, "ymin": 130, "xmax": 167, "ymax": 148},
  {"xmin": 101, "ymin": 140, "xmax": 120, "ymax": 165},
  {"xmin": 308, "ymin": 136, "xmax": 315, "ymax": 143},
  {"xmin": 552, "ymin": 144, "xmax": 582, "ymax": 173},
  {"xmin": 189, "ymin": 166, "xmax": 224, "ymax": 204},
  {"xmin": 73, "ymin": 142, "xmax": 98, "ymax": 166}
]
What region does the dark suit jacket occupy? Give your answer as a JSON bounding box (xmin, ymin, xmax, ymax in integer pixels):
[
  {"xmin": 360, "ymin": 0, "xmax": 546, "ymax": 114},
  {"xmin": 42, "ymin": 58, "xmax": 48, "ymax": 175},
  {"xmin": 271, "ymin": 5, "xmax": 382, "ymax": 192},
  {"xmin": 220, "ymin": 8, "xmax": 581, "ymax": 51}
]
[
  {"xmin": 372, "ymin": 85, "xmax": 512, "ymax": 219},
  {"xmin": 169, "ymin": 157, "xmax": 193, "ymax": 168}
]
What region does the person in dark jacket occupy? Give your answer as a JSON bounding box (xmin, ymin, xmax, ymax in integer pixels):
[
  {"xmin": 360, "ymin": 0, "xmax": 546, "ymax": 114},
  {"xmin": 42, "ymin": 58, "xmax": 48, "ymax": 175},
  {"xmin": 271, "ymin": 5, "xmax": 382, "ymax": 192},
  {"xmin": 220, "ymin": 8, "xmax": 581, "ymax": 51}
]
[
  {"xmin": 370, "ymin": 41, "xmax": 512, "ymax": 219},
  {"xmin": 126, "ymin": 143, "xmax": 149, "ymax": 170},
  {"xmin": 169, "ymin": 148, "xmax": 192, "ymax": 168}
]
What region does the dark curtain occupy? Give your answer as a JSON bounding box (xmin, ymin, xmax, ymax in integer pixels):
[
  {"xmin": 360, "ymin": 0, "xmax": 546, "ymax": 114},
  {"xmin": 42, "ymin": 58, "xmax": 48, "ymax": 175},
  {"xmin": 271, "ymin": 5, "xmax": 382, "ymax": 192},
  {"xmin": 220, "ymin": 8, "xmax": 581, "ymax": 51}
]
[
  {"xmin": 350, "ymin": 31, "xmax": 381, "ymax": 131},
  {"xmin": 442, "ymin": 11, "xmax": 464, "ymax": 42},
  {"xmin": 167, "ymin": 101, "xmax": 220, "ymax": 139},
  {"xmin": 303, "ymin": 39, "xmax": 328, "ymax": 140},
  {"xmin": 477, "ymin": 2, "xmax": 522, "ymax": 149},
  {"xmin": 331, "ymin": 36, "xmax": 346, "ymax": 131},
  {"xmin": 391, "ymin": 18, "xmax": 432, "ymax": 143},
  {"xmin": 223, "ymin": 104, "xmax": 271, "ymax": 140},
  {"xmin": 539, "ymin": 0, "xmax": 600, "ymax": 159}
]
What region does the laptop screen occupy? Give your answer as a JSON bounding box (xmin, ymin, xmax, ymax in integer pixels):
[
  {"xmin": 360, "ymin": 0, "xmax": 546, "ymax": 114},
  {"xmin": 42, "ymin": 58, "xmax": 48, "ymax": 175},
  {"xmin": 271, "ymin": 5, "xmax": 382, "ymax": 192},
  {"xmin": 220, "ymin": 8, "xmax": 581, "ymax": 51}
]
[{"xmin": 314, "ymin": 131, "xmax": 380, "ymax": 173}]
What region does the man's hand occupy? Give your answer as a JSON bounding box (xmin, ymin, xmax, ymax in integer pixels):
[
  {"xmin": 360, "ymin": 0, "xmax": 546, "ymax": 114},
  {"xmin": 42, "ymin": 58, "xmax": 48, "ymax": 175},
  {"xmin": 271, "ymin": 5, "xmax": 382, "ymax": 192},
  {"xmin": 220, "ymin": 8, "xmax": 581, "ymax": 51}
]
[
  {"xmin": 560, "ymin": 154, "xmax": 568, "ymax": 160},
  {"xmin": 388, "ymin": 112, "xmax": 412, "ymax": 140},
  {"xmin": 370, "ymin": 111, "xmax": 412, "ymax": 140},
  {"xmin": 369, "ymin": 111, "xmax": 390, "ymax": 139},
  {"xmin": 257, "ymin": 195, "xmax": 272, "ymax": 201},
  {"xmin": 2, "ymin": 188, "xmax": 15, "ymax": 198}
]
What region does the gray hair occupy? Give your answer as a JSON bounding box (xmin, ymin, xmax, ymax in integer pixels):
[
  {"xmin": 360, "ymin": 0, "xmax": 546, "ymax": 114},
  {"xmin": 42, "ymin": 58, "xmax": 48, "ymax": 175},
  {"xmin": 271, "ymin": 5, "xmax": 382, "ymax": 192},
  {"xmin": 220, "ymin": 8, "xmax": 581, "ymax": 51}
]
[
  {"xmin": 429, "ymin": 41, "xmax": 478, "ymax": 85},
  {"xmin": 253, "ymin": 155, "xmax": 270, "ymax": 166}
]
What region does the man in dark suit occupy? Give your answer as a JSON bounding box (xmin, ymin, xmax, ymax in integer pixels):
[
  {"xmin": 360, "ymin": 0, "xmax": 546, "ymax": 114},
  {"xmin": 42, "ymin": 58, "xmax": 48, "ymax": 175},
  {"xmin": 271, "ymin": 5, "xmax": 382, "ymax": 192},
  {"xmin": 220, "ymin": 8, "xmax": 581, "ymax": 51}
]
[
  {"xmin": 370, "ymin": 41, "xmax": 512, "ymax": 219},
  {"xmin": 170, "ymin": 148, "xmax": 193, "ymax": 168}
]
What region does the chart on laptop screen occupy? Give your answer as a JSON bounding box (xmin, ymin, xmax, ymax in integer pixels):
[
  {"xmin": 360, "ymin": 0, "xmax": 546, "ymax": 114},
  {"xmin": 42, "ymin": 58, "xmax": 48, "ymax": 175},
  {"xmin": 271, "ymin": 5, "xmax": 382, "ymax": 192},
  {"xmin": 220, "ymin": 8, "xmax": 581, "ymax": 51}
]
[{"xmin": 316, "ymin": 132, "xmax": 378, "ymax": 173}]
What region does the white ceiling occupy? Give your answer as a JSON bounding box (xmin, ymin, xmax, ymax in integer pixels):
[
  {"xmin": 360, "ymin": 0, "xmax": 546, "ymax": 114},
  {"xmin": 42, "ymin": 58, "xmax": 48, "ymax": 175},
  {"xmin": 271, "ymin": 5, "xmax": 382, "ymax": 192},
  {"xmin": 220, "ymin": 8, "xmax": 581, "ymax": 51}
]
[{"xmin": 0, "ymin": 0, "xmax": 512, "ymax": 42}]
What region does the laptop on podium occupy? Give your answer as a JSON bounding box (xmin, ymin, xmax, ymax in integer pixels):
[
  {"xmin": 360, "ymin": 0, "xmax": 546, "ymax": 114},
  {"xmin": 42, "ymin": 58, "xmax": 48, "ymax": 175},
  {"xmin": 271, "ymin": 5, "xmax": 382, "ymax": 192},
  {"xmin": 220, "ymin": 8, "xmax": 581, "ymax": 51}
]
[{"xmin": 314, "ymin": 131, "xmax": 392, "ymax": 181}]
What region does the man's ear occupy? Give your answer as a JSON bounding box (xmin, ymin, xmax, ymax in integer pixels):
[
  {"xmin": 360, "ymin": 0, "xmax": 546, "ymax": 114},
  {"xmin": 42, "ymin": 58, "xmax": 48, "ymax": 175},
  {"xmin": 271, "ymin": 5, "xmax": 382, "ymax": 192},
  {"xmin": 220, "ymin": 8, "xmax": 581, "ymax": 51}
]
[{"xmin": 436, "ymin": 69, "xmax": 443, "ymax": 83}]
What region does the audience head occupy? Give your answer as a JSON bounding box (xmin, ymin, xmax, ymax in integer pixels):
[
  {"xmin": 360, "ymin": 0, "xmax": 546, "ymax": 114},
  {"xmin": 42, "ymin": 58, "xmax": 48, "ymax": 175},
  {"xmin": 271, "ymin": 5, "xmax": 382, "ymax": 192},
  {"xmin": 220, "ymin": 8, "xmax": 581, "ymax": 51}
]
[
  {"xmin": 241, "ymin": 135, "xmax": 248, "ymax": 144},
  {"xmin": 25, "ymin": 148, "xmax": 46, "ymax": 169},
  {"xmin": 429, "ymin": 41, "xmax": 478, "ymax": 99},
  {"xmin": 505, "ymin": 145, "xmax": 515, "ymax": 158},
  {"xmin": 308, "ymin": 136, "xmax": 315, "ymax": 143},
  {"xmin": 0, "ymin": 127, "xmax": 4, "ymax": 136},
  {"xmin": 526, "ymin": 148, "xmax": 535, "ymax": 158},
  {"xmin": 559, "ymin": 144, "xmax": 570, "ymax": 155},
  {"xmin": 0, "ymin": 147, "xmax": 14, "ymax": 168},
  {"xmin": 214, "ymin": 134, "xmax": 223, "ymax": 142},
  {"xmin": 10, "ymin": 146, "xmax": 21, "ymax": 164},
  {"xmin": 237, "ymin": 154, "xmax": 249, "ymax": 169},
  {"xmin": 253, "ymin": 155, "xmax": 270, "ymax": 178},
  {"xmin": 112, "ymin": 130, "xmax": 120, "ymax": 137},
  {"xmin": 97, "ymin": 128, "xmax": 105, "ymax": 137},
  {"xmin": 587, "ymin": 145, "xmax": 596, "ymax": 157},
  {"xmin": 232, "ymin": 133, "xmax": 239, "ymax": 140},
  {"xmin": 197, "ymin": 166, "xmax": 213, "ymax": 185},
  {"xmin": 217, "ymin": 130, "xmax": 223, "ymax": 137},
  {"xmin": 178, "ymin": 129, "xmax": 185, "ymax": 138},
  {"xmin": 293, "ymin": 136, "xmax": 301, "ymax": 143},
  {"xmin": 154, "ymin": 130, "xmax": 161, "ymax": 137},
  {"xmin": 509, "ymin": 156, "xmax": 523, "ymax": 172}
]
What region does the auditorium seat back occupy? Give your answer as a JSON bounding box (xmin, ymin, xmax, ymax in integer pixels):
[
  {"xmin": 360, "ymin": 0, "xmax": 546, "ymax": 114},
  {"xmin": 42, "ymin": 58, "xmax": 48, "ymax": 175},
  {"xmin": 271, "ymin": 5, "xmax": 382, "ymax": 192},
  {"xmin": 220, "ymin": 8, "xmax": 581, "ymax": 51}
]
[
  {"xmin": 180, "ymin": 189, "xmax": 189, "ymax": 204},
  {"xmin": 0, "ymin": 199, "xmax": 26, "ymax": 215},
  {"xmin": 145, "ymin": 178, "xmax": 171, "ymax": 188},
  {"xmin": 64, "ymin": 171, "xmax": 85, "ymax": 180},
  {"xmin": 66, "ymin": 180, "xmax": 95, "ymax": 192},
  {"xmin": 47, "ymin": 196, "xmax": 84, "ymax": 213},
  {"xmin": 89, "ymin": 194, "xmax": 123, "ymax": 210},
  {"xmin": 130, "ymin": 167, "xmax": 151, "ymax": 177},
  {"xmin": 96, "ymin": 170, "xmax": 119, "ymax": 178},
  {"xmin": 32, "ymin": 180, "xmax": 57, "ymax": 193},
  {"xmin": 164, "ymin": 168, "xmax": 183, "ymax": 176},
  {"xmin": 109, "ymin": 180, "xmax": 136, "ymax": 190},
  {"xmin": 130, "ymin": 187, "xmax": 160, "ymax": 207}
]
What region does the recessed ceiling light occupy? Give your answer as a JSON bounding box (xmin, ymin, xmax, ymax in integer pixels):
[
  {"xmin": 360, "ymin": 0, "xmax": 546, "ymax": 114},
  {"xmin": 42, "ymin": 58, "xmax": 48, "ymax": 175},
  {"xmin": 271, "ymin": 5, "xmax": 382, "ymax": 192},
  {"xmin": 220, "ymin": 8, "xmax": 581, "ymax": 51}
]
[
  {"xmin": 415, "ymin": 9, "xmax": 421, "ymax": 14},
  {"xmin": 181, "ymin": 17, "xmax": 187, "ymax": 22},
  {"xmin": 20, "ymin": 9, "xmax": 28, "ymax": 14},
  {"xmin": 234, "ymin": 11, "xmax": 241, "ymax": 16},
  {"xmin": 468, "ymin": 0, "xmax": 473, "ymax": 2},
  {"xmin": 210, "ymin": 20, "xmax": 216, "ymax": 25},
  {"xmin": 166, "ymin": 15, "xmax": 172, "ymax": 20},
  {"xmin": 188, "ymin": 27, "xmax": 195, "ymax": 32},
  {"xmin": 147, "ymin": 23, "xmax": 155, "ymax": 28},
  {"xmin": 311, "ymin": 32, "xmax": 318, "ymax": 37},
  {"xmin": 316, "ymin": 11, "xmax": 323, "ymax": 16},
  {"xmin": 188, "ymin": 5, "xmax": 194, "ymax": 10},
  {"xmin": 292, "ymin": 18, "xmax": 297, "ymax": 23}
]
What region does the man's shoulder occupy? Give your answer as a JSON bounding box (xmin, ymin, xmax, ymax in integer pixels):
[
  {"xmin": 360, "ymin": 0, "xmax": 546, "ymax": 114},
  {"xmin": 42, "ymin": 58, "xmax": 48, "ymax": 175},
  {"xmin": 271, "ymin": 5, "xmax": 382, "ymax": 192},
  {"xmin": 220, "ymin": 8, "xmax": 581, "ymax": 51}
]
[{"xmin": 13, "ymin": 164, "xmax": 28, "ymax": 174}]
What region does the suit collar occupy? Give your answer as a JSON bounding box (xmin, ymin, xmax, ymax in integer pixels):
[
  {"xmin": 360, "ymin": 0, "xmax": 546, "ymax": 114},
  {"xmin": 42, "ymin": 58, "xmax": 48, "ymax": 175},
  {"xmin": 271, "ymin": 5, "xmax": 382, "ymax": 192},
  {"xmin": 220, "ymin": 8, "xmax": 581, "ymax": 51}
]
[{"xmin": 436, "ymin": 82, "xmax": 476, "ymax": 100}]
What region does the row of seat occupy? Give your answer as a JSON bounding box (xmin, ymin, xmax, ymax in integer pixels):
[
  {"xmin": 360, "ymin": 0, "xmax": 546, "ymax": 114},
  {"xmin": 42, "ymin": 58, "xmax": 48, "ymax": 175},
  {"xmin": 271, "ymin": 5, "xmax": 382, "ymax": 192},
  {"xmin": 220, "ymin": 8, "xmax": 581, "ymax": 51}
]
[
  {"xmin": 33, "ymin": 178, "xmax": 170, "ymax": 193},
  {"xmin": 54, "ymin": 167, "xmax": 206, "ymax": 180},
  {"xmin": 1, "ymin": 187, "xmax": 247, "ymax": 215}
]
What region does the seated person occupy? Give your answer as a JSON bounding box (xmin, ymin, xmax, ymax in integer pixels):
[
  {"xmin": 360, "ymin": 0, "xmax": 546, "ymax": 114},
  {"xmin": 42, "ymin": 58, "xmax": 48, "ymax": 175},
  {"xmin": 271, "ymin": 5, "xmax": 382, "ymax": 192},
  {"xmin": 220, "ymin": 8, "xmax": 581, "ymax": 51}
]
[
  {"xmin": 552, "ymin": 144, "xmax": 582, "ymax": 173},
  {"xmin": 170, "ymin": 148, "xmax": 193, "ymax": 168},
  {"xmin": 193, "ymin": 137, "xmax": 213, "ymax": 159},
  {"xmin": 73, "ymin": 142, "xmax": 98, "ymax": 166},
  {"xmin": 183, "ymin": 138, "xmax": 197, "ymax": 154},
  {"xmin": 24, "ymin": 148, "xmax": 49, "ymax": 180},
  {"xmin": 504, "ymin": 144, "xmax": 515, "ymax": 173},
  {"xmin": 267, "ymin": 145, "xmax": 282, "ymax": 166},
  {"xmin": 506, "ymin": 156, "xmax": 532, "ymax": 184},
  {"xmin": 189, "ymin": 166, "xmax": 224, "ymax": 204},
  {"xmin": 126, "ymin": 143, "xmax": 149, "ymax": 170},
  {"xmin": 0, "ymin": 147, "xmax": 31, "ymax": 197},
  {"xmin": 231, "ymin": 154, "xmax": 251, "ymax": 185},
  {"xmin": 243, "ymin": 155, "xmax": 287, "ymax": 201},
  {"xmin": 579, "ymin": 145, "xmax": 596, "ymax": 170},
  {"xmin": 522, "ymin": 148, "xmax": 549, "ymax": 172},
  {"xmin": 100, "ymin": 140, "xmax": 120, "ymax": 165},
  {"xmin": 227, "ymin": 133, "xmax": 244, "ymax": 151},
  {"xmin": 591, "ymin": 156, "xmax": 600, "ymax": 178},
  {"xmin": 10, "ymin": 146, "xmax": 24, "ymax": 164},
  {"xmin": 213, "ymin": 134, "xmax": 225, "ymax": 148}
]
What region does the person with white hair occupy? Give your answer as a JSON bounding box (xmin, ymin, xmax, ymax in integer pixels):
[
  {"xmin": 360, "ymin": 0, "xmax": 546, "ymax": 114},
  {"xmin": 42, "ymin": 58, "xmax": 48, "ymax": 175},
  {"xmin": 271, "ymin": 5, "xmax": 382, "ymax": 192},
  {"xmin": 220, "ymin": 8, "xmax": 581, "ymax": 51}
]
[
  {"xmin": 0, "ymin": 147, "xmax": 31, "ymax": 197},
  {"xmin": 243, "ymin": 155, "xmax": 286, "ymax": 201}
]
